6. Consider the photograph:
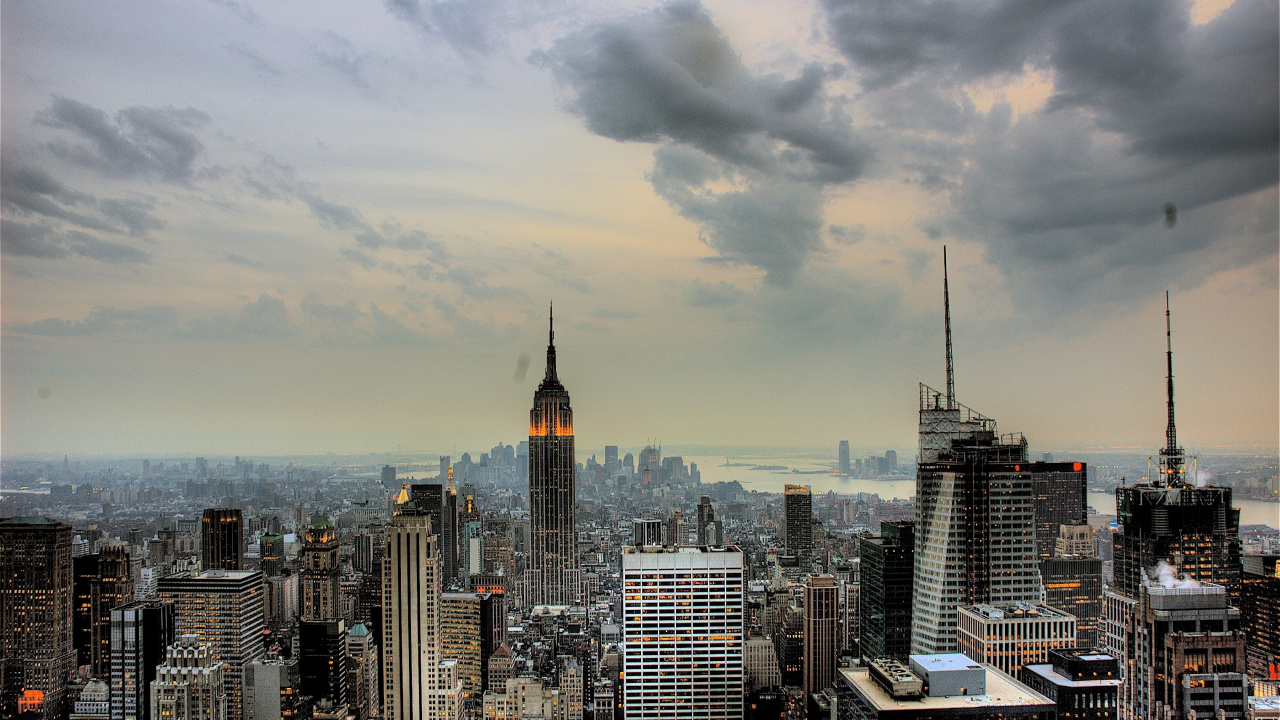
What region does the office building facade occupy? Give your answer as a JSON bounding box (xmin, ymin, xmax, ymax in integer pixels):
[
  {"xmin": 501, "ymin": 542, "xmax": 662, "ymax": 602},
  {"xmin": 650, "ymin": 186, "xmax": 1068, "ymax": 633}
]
[
  {"xmin": 150, "ymin": 638, "xmax": 227, "ymax": 720},
  {"xmin": 957, "ymin": 603, "xmax": 1077, "ymax": 678},
  {"xmin": 301, "ymin": 516, "xmax": 340, "ymax": 621},
  {"xmin": 109, "ymin": 600, "xmax": 175, "ymax": 720},
  {"xmin": 784, "ymin": 484, "xmax": 812, "ymax": 560},
  {"xmin": 157, "ymin": 570, "xmax": 266, "ymax": 720},
  {"xmin": 201, "ymin": 509, "xmax": 244, "ymax": 572},
  {"xmin": 381, "ymin": 500, "xmax": 462, "ymax": 720},
  {"xmin": 621, "ymin": 546, "xmax": 745, "ymax": 719},
  {"xmin": 1126, "ymin": 581, "xmax": 1247, "ymax": 720},
  {"xmin": 859, "ymin": 520, "xmax": 915, "ymax": 663},
  {"xmin": 74, "ymin": 545, "xmax": 135, "ymax": 678},
  {"xmin": 803, "ymin": 576, "xmax": 839, "ymax": 702},
  {"xmin": 0, "ymin": 517, "xmax": 75, "ymax": 720}
]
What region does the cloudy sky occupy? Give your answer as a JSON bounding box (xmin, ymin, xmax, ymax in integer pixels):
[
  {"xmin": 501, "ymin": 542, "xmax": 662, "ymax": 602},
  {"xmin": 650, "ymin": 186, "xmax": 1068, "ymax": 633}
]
[{"xmin": 2, "ymin": 0, "xmax": 1276, "ymax": 458}]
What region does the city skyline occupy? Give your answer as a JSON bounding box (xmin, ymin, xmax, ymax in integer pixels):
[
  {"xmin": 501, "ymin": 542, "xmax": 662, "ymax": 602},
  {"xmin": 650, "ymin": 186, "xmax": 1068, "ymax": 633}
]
[{"xmin": 2, "ymin": 0, "xmax": 1277, "ymax": 458}]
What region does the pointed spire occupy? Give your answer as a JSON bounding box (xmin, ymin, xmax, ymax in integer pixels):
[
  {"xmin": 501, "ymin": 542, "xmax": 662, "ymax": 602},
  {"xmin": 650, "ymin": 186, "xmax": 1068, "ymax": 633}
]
[
  {"xmin": 544, "ymin": 302, "xmax": 558, "ymax": 383},
  {"xmin": 943, "ymin": 246, "xmax": 955, "ymax": 410},
  {"xmin": 1160, "ymin": 291, "xmax": 1185, "ymax": 484}
]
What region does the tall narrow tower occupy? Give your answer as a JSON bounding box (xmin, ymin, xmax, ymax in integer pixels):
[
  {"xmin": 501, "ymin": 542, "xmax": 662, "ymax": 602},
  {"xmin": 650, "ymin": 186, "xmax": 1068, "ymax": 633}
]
[{"xmin": 527, "ymin": 306, "xmax": 580, "ymax": 606}]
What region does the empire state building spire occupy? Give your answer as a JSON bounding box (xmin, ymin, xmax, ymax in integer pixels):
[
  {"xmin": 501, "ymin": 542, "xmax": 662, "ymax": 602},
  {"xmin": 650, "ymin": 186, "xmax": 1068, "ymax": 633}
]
[
  {"xmin": 544, "ymin": 303, "xmax": 558, "ymax": 384},
  {"xmin": 527, "ymin": 303, "xmax": 579, "ymax": 606}
]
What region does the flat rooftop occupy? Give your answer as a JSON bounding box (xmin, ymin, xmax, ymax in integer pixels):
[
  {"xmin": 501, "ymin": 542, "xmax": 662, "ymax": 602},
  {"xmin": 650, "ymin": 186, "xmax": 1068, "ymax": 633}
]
[
  {"xmin": 840, "ymin": 667, "xmax": 1055, "ymax": 712},
  {"xmin": 1022, "ymin": 663, "xmax": 1123, "ymax": 689}
]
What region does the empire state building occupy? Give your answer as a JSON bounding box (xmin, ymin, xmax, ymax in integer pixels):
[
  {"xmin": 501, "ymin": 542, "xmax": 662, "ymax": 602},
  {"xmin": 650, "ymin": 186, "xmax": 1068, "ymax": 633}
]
[{"xmin": 527, "ymin": 308, "xmax": 580, "ymax": 606}]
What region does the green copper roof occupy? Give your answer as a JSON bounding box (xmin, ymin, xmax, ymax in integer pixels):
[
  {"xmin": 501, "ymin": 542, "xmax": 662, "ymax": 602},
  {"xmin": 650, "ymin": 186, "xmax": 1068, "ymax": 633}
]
[
  {"xmin": 310, "ymin": 514, "xmax": 331, "ymax": 529},
  {"xmin": 349, "ymin": 623, "xmax": 370, "ymax": 637}
]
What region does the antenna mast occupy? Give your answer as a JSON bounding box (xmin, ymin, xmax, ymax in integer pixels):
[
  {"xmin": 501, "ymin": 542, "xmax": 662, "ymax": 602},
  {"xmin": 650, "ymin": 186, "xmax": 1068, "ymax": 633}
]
[{"xmin": 943, "ymin": 246, "xmax": 955, "ymax": 410}]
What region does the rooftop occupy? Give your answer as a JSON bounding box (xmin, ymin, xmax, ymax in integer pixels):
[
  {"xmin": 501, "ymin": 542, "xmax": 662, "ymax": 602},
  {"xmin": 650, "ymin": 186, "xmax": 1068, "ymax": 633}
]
[
  {"xmin": 1022, "ymin": 663, "xmax": 1122, "ymax": 689},
  {"xmin": 840, "ymin": 666, "xmax": 1055, "ymax": 712}
]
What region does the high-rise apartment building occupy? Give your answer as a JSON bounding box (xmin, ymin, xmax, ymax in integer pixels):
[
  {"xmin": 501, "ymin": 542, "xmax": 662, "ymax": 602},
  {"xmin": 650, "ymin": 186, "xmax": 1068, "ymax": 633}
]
[
  {"xmin": 109, "ymin": 600, "xmax": 175, "ymax": 720},
  {"xmin": 859, "ymin": 520, "xmax": 915, "ymax": 663},
  {"xmin": 157, "ymin": 570, "xmax": 266, "ymax": 720},
  {"xmin": 202, "ymin": 509, "xmax": 244, "ymax": 572},
  {"xmin": 301, "ymin": 516, "xmax": 340, "ymax": 621},
  {"xmin": 783, "ymin": 484, "xmax": 812, "ymax": 560},
  {"xmin": 838, "ymin": 441, "xmax": 851, "ymax": 476},
  {"xmin": 621, "ymin": 546, "xmax": 744, "ymax": 719},
  {"xmin": 803, "ymin": 575, "xmax": 839, "ymax": 702},
  {"xmin": 0, "ymin": 517, "xmax": 75, "ymax": 720},
  {"xmin": 149, "ymin": 637, "xmax": 227, "ymax": 720},
  {"xmin": 527, "ymin": 309, "xmax": 580, "ymax": 607},
  {"xmin": 381, "ymin": 495, "xmax": 462, "ymax": 720},
  {"xmin": 1126, "ymin": 580, "xmax": 1247, "ymax": 720},
  {"xmin": 74, "ymin": 545, "xmax": 135, "ymax": 677}
]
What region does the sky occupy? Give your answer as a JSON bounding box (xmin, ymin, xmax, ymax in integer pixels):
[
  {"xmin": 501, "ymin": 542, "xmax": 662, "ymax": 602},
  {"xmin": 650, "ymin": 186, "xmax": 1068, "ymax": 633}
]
[{"xmin": 1, "ymin": 0, "xmax": 1276, "ymax": 459}]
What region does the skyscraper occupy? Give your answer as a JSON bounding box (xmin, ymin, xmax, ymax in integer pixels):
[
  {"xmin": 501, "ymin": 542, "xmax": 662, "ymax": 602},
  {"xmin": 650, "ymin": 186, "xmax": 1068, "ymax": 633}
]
[
  {"xmin": 299, "ymin": 618, "xmax": 349, "ymax": 709},
  {"xmin": 157, "ymin": 570, "xmax": 266, "ymax": 720},
  {"xmin": 73, "ymin": 545, "xmax": 135, "ymax": 677},
  {"xmin": 1126, "ymin": 580, "xmax": 1246, "ymax": 720},
  {"xmin": 859, "ymin": 520, "xmax": 915, "ymax": 663},
  {"xmin": 696, "ymin": 495, "xmax": 722, "ymax": 546},
  {"xmin": 149, "ymin": 637, "xmax": 227, "ymax": 720},
  {"xmin": 301, "ymin": 515, "xmax": 340, "ymax": 621},
  {"xmin": 109, "ymin": 600, "xmax": 175, "ymax": 720},
  {"xmin": 381, "ymin": 492, "xmax": 462, "ymax": 720},
  {"xmin": 0, "ymin": 517, "xmax": 75, "ymax": 720},
  {"xmin": 1112, "ymin": 295, "xmax": 1242, "ymax": 601},
  {"xmin": 408, "ymin": 473, "xmax": 459, "ymax": 584},
  {"xmin": 527, "ymin": 308, "xmax": 580, "ymax": 607},
  {"xmin": 202, "ymin": 508, "xmax": 244, "ymax": 572},
  {"xmin": 621, "ymin": 546, "xmax": 744, "ymax": 719},
  {"xmin": 381, "ymin": 465, "xmax": 398, "ymax": 493},
  {"xmin": 1033, "ymin": 465, "xmax": 1087, "ymax": 559},
  {"xmin": 838, "ymin": 441, "xmax": 851, "ymax": 476},
  {"xmin": 803, "ymin": 576, "xmax": 839, "ymax": 703},
  {"xmin": 783, "ymin": 484, "xmax": 812, "ymax": 560},
  {"xmin": 912, "ymin": 249, "xmax": 1065, "ymax": 655}
]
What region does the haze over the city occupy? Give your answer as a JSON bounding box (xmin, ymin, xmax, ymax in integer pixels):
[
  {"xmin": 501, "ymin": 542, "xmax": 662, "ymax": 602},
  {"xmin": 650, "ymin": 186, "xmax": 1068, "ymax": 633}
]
[{"xmin": 2, "ymin": 0, "xmax": 1276, "ymax": 458}]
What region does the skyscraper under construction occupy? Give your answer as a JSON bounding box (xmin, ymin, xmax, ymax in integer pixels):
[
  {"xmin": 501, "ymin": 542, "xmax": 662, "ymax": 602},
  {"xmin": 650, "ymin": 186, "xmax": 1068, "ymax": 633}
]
[
  {"xmin": 911, "ymin": 249, "xmax": 1086, "ymax": 655},
  {"xmin": 526, "ymin": 307, "xmax": 580, "ymax": 606}
]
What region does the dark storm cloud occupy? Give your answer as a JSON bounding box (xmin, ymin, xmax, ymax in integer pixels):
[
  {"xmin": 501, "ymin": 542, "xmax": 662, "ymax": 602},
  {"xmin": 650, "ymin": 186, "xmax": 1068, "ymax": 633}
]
[
  {"xmin": 36, "ymin": 96, "xmax": 210, "ymax": 183},
  {"xmin": 385, "ymin": 0, "xmax": 498, "ymax": 57},
  {"xmin": 17, "ymin": 305, "xmax": 178, "ymax": 337},
  {"xmin": 538, "ymin": 1, "xmax": 866, "ymax": 183},
  {"xmin": 539, "ymin": 1, "xmax": 869, "ymax": 286},
  {"xmin": 822, "ymin": 0, "xmax": 1278, "ymax": 306}
]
